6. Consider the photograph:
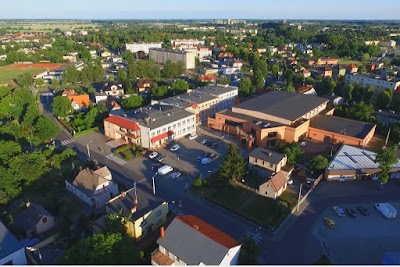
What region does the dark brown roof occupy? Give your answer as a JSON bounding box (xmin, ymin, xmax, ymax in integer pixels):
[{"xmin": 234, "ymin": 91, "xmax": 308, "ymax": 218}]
[{"xmin": 267, "ymin": 171, "xmax": 288, "ymax": 192}]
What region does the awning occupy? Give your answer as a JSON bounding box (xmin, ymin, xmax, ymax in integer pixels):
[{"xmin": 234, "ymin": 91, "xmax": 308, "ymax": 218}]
[{"xmin": 151, "ymin": 130, "xmax": 174, "ymax": 143}]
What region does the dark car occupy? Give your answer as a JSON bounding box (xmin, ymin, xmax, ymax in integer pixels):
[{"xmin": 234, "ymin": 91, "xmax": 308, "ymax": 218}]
[
  {"xmin": 209, "ymin": 153, "xmax": 219, "ymax": 160},
  {"xmin": 157, "ymin": 155, "xmax": 167, "ymax": 162},
  {"xmin": 357, "ymin": 207, "xmax": 369, "ymax": 216},
  {"xmin": 210, "ymin": 142, "xmax": 219, "ymax": 149},
  {"xmin": 346, "ymin": 208, "xmax": 357, "ymax": 218}
]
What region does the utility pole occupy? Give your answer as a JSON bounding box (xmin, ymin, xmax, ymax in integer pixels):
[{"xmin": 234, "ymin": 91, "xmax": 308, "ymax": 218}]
[
  {"xmin": 87, "ymin": 140, "xmax": 93, "ymax": 158},
  {"xmin": 152, "ymin": 172, "xmax": 157, "ymax": 195},
  {"xmin": 383, "ymin": 128, "xmax": 391, "ymax": 149}
]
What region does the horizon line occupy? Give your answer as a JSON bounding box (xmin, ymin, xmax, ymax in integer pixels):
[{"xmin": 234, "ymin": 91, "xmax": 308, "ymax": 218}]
[{"xmin": 1, "ymin": 18, "xmax": 400, "ymax": 21}]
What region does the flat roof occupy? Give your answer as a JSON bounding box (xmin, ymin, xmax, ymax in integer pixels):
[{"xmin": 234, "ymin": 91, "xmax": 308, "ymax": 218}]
[
  {"xmin": 249, "ymin": 147, "xmax": 286, "ymax": 164},
  {"xmin": 125, "ymin": 105, "xmax": 195, "ymax": 130},
  {"xmin": 220, "ymin": 110, "xmax": 284, "ymax": 129},
  {"xmin": 234, "ymin": 91, "xmax": 328, "ymax": 122},
  {"xmin": 327, "ymin": 144, "xmax": 400, "ymax": 171},
  {"xmin": 310, "ymin": 115, "xmax": 375, "ymax": 139},
  {"xmin": 194, "ymin": 85, "xmax": 238, "ymax": 96}
]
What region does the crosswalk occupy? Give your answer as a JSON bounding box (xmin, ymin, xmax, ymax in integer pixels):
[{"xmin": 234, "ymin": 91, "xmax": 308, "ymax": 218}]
[
  {"xmin": 61, "ymin": 139, "xmax": 75, "ymax": 146},
  {"xmin": 105, "ymin": 153, "xmax": 127, "ymax": 165},
  {"xmin": 239, "ymin": 230, "xmax": 263, "ymax": 244}
]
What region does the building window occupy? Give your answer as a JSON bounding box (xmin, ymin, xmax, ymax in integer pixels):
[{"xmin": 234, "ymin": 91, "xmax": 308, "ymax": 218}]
[
  {"xmin": 178, "ymin": 122, "xmax": 181, "ymax": 127},
  {"xmin": 157, "ymin": 130, "xmax": 160, "ymax": 134},
  {"xmin": 42, "ymin": 217, "xmax": 47, "ymax": 223},
  {"xmin": 156, "ymin": 210, "xmax": 162, "ymax": 217}
]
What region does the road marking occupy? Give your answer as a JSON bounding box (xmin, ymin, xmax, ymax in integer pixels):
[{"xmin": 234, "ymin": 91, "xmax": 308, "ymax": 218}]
[
  {"xmin": 105, "ymin": 153, "xmax": 127, "ymax": 165},
  {"xmin": 137, "ymin": 178, "xmax": 147, "ymax": 184},
  {"xmin": 61, "ymin": 139, "xmax": 75, "ymax": 146}
]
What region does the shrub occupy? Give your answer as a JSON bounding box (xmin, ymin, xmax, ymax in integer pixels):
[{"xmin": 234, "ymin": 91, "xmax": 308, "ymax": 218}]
[
  {"xmin": 113, "ymin": 145, "xmax": 130, "ymax": 155},
  {"xmin": 192, "ymin": 178, "xmax": 203, "ymax": 187}
]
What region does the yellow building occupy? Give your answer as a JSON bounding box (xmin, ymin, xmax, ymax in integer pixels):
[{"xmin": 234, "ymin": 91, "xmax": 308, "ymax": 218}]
[{"xmin": 106, "ymin": 187, "xmax": 169, "ymax": 240}]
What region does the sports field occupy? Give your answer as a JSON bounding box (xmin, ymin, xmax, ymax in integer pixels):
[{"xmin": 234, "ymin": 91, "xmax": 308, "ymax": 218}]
[{"xmin": 0, "ymin": 63, "xmax": 64, "ymax": 84}]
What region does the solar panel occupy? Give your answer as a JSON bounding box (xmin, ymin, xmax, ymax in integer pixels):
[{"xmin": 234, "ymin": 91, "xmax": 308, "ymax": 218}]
[
  {"xmin": 343, "ymin": 151, "xmax": 358, "ymax": 163},
  {"xmin": 361, "ymin": 151, "xmax": 375, "ymax": 162}
]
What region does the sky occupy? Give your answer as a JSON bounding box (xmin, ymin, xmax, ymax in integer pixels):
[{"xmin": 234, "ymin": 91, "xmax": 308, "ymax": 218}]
[{"xmin": 1, "ymin": 0, "xmax": 400, "ymax": 20}]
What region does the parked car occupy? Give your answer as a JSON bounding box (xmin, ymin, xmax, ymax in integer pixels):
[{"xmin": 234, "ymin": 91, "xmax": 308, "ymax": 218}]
[
  {"xmin": 333, "ymin": 206, "xmax": 346, "ymax": 217},
  {"xmin": 170, "ymin": 144, "xmax": 180, "ymax": 152},
  {"xmin": 149, "ymin": 151, "xmax": 158, "ymax": 159},
  {"xmin": 346, "ymin": 208, "xmax": 357, "ymax": 218},
  {"xmin": 210, "ymin": 142, "xmax": 219, "ymax": 149},
  {"xmin": 287, "ymin": 179, "xmax": 294, "ymax": 185},
  {"xmin": 157, "ymin": 155, "xmax": 167, "ymax": 162},
  {"xmin": 324, "ymin": 217, "xmax": 336, "ymax": 229},
  {"xmin": 170, "ymin": 172, "xmax": 182, "ymax": 179},
  {"xmin": 357, "ymin": 206, "xmax": 369, "ymax": 216},
  {"xmin": 201, "ymin": 158, "xmax": 211, "ymax": 165},
  {"xmin": 300, "ymin": 141, "xmax": 307, "ymax": 147},
  {"xmin": 201, "ymin": 139, "xmax": 208, "ymax": 145},
  {"xmin": 188, "ymin": 133, "xmax": 198, "ymax": 140},
  {"xmin": 209, "ymin": 153, "xmax": 219, "ymax": 160}
]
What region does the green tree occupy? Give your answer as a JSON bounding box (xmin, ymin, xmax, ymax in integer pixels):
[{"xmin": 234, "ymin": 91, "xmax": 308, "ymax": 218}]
[
  {"xmin": 238, "ymin": 237, "xmax": 260, "ymax": 264},
  {"xmin": 35, "ymin": 116, "xmax": 60, "ymax": 142},
  {"xmin": 218, "ymin": 76, "xmax": 230, "ymax": 85},
  {"xmin": 170, "ymin": 79, "xmax": 189, "ymax": 95},
  {"xmin": 276, "ymin": 141, "xmax": 302, "ymax": 165},
  {"xmin": 375, "ymin": 145, "xmax": 398, "ymax": 185},
  {"xmin": 62, "ymin": 66, "xmax": 80, "ymax": 84},
  {"xmin": 239, "ymin": 77, "xmax": 251, "ymax": 95},
  {"xmin": 283, "ymin": 83, "xmax": 296, "ymax": 92},
  {"xmin": 117, "ymin": 68, "xmax": 128, "ymax": 84},
  {"xmin": 375, "ymin": 90, "xmax": 392, "ymax": 109},
  {"xmin": 219, "ymin": 143, "xmax": 246, "ymax": 184},
  {"xmin": 34, "ymin": 78, "xmax": 45, "ymax": 87},
  {"xmin": 52, "ymin": 96, "xmax": 72, "ymax": 117},
  {"xmin": 121, "ymin": 95, "xmax": 143, "ymax": 110},
  {"xmin": 15, "ymin": 72, "xmax": 33, "ymax": 87},
  {"xmin": 0, "ymin": 140, "xmax": 21, "ymax": 163},
  {"xmin": 310, "ymin": 155, "xmax": 329, "ymax": 171}
]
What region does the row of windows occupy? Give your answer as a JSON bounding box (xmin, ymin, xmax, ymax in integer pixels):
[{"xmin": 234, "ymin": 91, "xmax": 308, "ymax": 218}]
[{"xmin": 253, "ymin": 158, "xmax": 274, "ymax": 168}]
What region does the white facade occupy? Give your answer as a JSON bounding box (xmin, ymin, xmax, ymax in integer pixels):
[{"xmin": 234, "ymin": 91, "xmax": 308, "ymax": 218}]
[
  {"xmin": 346, "ymin": 73, "xmax": 400, "ymax": 92},
  {"xmin": 125, "ymin": 43, "xmax": 163, "ymax": 54},
  {"xmin": 171, "ymin": 39, "xmax": 205, "ymax": 49},
  {"xmin": 219, "ymin": 245, "xmax": 242, "ymax": 265},
  {"xmin": 66, "ymin": 180, "xmax": 119, "ymax": 207},
  {"xmin": 149, "ymin": 48, "xmax": 196, "ymax": 69}
]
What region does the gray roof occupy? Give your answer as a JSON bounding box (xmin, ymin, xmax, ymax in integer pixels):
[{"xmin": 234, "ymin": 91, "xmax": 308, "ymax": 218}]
[
  {"xmin": 310, "ymin": 115, "xmax": 375, "ymax": 139},
  {"xmin": 249, "ymin": 147, "xmax": 286, "ymax": 164},
  {"xmin": 0, "ymin": 220, "xmax": 23, "ymax": 259},
  {"xmin": 234, "ymin": 91, "xmax": 328, "ymax": 122},
  {"xmin": 220, "ymin": 109, "xmax": 284, "ymax": 128},
  {"xmin": 125, "ymin": 105, "xmax": 195, "ymax": 130},
  {"xmin": 14, "ymin": 203, "xmax": 53, "ymax": 232},
  {"xmin": 71, "ymin": 168, "xmax": 111, "ymax": 197},
  {"xmin": 161, "ymin": 92, "xmax": 217, "ymax": 107},
  {"xmin": 157, "ymin": 218, "xmax": 233, "ymax": 265},
  {"xmin": 106, "ymin": 187, "xmax": 166, "ymax": 221},
  {"xmin": 327, "ymin": 144, "xmax": 400, "ymax": 171},
  {"xmin": 194, "ymin": 85, "xmax": 238, "ymax": 96}
]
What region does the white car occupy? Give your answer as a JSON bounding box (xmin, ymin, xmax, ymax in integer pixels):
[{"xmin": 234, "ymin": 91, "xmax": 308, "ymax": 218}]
[
  {"xmin": 188, "ymin": 133, "xmax": 198, "ymax": 140},
  {"xmin": 300, "ymin": 141, "xmax": 307, "ymax": 147},
  {"xmin": 170, "ymin": 172, "xmax": 182, "ymax": 179},
  {"xmin": 201, "ymin": 158, "xmax": 211, "ymax": 165},
  {"xmin": 201, "ymin": 139, "xmax": 208, "ymax": 145},
  {"xmin": 149, "ymin": 151, "xmax": 158, "ymax": 159},
  {"xmin": 170, "ymin": 144, "xmax": 180, "ymax": 151},
  {"xmin": 287, "ymin": 179, "xmax": 293, "ymax": 185}
]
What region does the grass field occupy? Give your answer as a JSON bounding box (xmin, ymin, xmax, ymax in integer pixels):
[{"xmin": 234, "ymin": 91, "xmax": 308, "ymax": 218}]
[
  {"xmin": 0, "ymin": 67, "xmax": 46, "ymax": 84},
  {"xmin": 0, "ymin": 21, "xmax": 98, "ymax": 32}
]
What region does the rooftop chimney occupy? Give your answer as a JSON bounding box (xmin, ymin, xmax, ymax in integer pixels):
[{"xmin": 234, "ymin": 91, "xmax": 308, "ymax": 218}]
[
  {"xmin": 26, "ymin": 200, "xmax": 31, "ymax": 208},
  {"xmin": 130, "ymin": 205, "xmax": 137, "ymax": 214},
  {"xmin": 160, "ymin": 226, "xmax": 165, "ymax": 238},
  {"xmin": 268, "ymin": 152, "xmax": 272, "ymax": 156},
  {"xmin": 193, "ymin": 225, "xmax": 199, "ymax": 230},
  {"xmin": 85, "ymin": 167, "xmax": 89, "ymax": 173}
]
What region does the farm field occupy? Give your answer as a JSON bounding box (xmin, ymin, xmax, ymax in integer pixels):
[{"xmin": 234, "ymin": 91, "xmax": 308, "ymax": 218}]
[{"xmin": 0, "ymin": 21, "xmax": 98, "ymax": 32}]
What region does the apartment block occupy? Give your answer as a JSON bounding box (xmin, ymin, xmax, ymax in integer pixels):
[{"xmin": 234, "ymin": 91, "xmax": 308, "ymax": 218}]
[{"xmin": 149, "ymin": 48, "xmax": 196, "ymax": 69}]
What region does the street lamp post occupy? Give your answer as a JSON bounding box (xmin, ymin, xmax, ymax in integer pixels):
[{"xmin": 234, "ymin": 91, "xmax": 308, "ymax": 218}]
[
  {"xmin": 152, "ymin": 172, "xmax": 158, "ymax": 195},
  {"xmin": 176, "ymin": 157, "xmax": 179, "ymax": 170},
  {"xmin": 87, "ymin": 140, "xmax": 93, "ymax": 158},
  {"xmin": 296, "ymin": 183, "xmax": 304, "ymax": 212}
]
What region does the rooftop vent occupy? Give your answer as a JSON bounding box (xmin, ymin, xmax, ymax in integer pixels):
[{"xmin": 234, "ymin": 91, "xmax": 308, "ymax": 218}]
[
  {"xmin": 193, "ymin": 225, "xmax": 199, "ymax": 230},
  {"xmin": 255, "ymin": 121, "xmax": 262, "ymax": 125}
]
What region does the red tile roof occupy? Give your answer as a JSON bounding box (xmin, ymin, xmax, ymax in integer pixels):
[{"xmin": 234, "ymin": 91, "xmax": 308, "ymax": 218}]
[
  {"xmin": 67, "ymin": 94, "xmax": 90, "ymax": 108},
  {"xmin": 177, "ymin": 215, "xmax": 240, "ymax": 249},
  {"xmin": 150, "ymin": 130, "xmax": 174, "ymax": 143},
  {"xmin": 104, "ymin": 116, "xmax": 140, "ymax": 131}
]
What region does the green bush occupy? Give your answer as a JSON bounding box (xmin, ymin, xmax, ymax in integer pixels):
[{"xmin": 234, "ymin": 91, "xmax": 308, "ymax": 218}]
[
  {"xmin": 113, "ymin": 145, "xmax": 130, "ymax": 155},
  {"xmin": 192, "ymin": 178, "xmax": 203, "ymax": 187},
  {"xmin": 42, "ymin": 148, "xmax": 54, "ymax": 158}
]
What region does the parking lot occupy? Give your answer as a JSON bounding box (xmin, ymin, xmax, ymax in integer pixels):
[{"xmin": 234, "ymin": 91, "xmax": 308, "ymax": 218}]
[{"xmin": 312, "ymin": 202, "xmax": 400, "ymax": 264}]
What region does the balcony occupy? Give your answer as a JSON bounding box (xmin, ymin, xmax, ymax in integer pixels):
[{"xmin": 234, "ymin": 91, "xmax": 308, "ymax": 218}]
[{"xmin": 151, "ymin": 248, "xmax": 174, "ymax": 265}]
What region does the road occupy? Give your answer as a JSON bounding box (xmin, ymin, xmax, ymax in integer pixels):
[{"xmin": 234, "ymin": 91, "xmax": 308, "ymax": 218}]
[{"xmin": 40, "ymin": 94, "xmax": 400, "ymax": 264}]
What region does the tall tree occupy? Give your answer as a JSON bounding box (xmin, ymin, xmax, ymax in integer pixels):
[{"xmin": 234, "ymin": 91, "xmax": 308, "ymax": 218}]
[
  {"xmin": 219, "ymin": 143, "xmax": 246, "ymax": 184},
  {"xmin": 52, "ymin": 96, "xmax": 72, "ymax": 117},
  {"xmin": 375, "ymin": 145, "xmax": 398, "ymax": 185},
  {"xmin": 35, "ymin": 116, "xmax": 60, "ymax": 142},
  {"xmin": 239, "ymin": 77, "xmax": 251, "ymax": 95},
  {"xmin": 121, "ymin": 95, "xmax": 143, "ymax": 110}
]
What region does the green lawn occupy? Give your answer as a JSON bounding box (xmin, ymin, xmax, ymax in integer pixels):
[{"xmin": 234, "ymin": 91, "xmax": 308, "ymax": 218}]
[
  {"xmin": 207, "ymin": 185, "xmax": 254, "ymax": 212},
  {"xmin": 0, "ymin": 67, "xmax": 46, "ymax": 84}
]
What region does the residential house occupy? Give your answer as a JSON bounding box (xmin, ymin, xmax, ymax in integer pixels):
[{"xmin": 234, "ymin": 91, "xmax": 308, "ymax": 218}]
[
  {"xmin": 0, "ymin": 221, "xmax": 27, "ymax": 265},
  {"xmin": 104, "ymin": 104, "xmax": 196, "ymax": 149},
  {"xmin": 152, "ymin": 215, "xmax": 241, "ymax": 265},
  {"xmin": 101, "ymin": 51, "xmax": 112, "ymax": 58},
  {"xmin": 137, "ymin": 79, "xmax": 152, "ymax": 93},
  {"xmin": 248, "ymin": 147, "xmax": 288, "ymax": 176},
  {"xmin": 232, "ymin": 60, "xmax": 243, "ymax": 69},
  {"xmin": 322, "ymin": 65, "xmax": 333, "ymax": 77},
  {"xmin": 103, "ymin": 81, "xmax": 125, "ymax": 96},
  {"xmin": 14, "ymin": 203, "xmax": 55, "ymax": 239},
  {"xmin": 296, "ymin": 84, "xmax": 317, "ymax": 95},
  {"xmin": 299, "ymin": 67, "xmax": 311, "ymax": 78},
  {"xmin": 217, "ymin": 52, "xmax": 233, "ymax": 60},
  {"xmin": 347, "ymin": 64, "xmax": 358, "ymax": 74},
  {"xmin": 199, "ymin": 74, "xmax": 216, "ymax": 83},
  {"xmin": 299, "ymin": 58, "xmax": 316, "ymax": 66},
  {"xmin": 208, "ymin": 91, "xmax": 376, "ymax": 148},
  {"xmin": 337, "ymin": 65, "xmax": 346, "ymax": 76},
  {"xmin": 62, "ymin": 89, "xmax": 91, "ymax": 110},
  {"xmin": 106, "ymin": 187, "xmax": 168, "ymax": 240},
  {"xmin": 325, "ymin": 144, "xmax": 400, "ymax": 181},
  {"xmin": 258, "ymin": 171, "xmax": 289, "ymax": 199},
  {"xmin": 65, "ymin": 166, "xmax": 119, "ymax": 208}
]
